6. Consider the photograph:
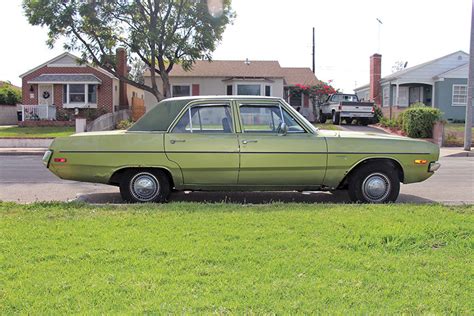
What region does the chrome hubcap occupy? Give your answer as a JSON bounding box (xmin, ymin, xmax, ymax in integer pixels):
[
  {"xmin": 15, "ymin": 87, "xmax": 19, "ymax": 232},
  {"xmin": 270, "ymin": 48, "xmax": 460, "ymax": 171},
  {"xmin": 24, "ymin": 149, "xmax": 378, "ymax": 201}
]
[
  {"xmin": 362, "ymin": 173, "xmax": 391, "ymax": 202},
  {"xmin": 130, "ymin": 173, "xmax": 159, "ymax": 201}
]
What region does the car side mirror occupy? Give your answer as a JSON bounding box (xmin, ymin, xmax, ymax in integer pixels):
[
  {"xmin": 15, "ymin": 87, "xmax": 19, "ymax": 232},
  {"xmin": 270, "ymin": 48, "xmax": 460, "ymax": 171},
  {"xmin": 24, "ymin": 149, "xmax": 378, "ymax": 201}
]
[{"xmin": 277, "ymin": 122, "xmax": 288, "ymax": 136}]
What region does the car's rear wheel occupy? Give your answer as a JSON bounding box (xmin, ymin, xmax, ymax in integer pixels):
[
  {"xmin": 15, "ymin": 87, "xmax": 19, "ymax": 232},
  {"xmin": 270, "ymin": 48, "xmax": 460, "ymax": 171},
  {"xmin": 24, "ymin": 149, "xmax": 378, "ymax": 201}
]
[
  {"xmin": 348, "ymin": 162, "xmax": 400, "ymax": 203},
  {"xmin": 332, "ymin": 111, "xmax": 340, "ymax": 125},
  {"xmin": 119, "ymin": 169, "xmax": 170, "ymax": 203}
]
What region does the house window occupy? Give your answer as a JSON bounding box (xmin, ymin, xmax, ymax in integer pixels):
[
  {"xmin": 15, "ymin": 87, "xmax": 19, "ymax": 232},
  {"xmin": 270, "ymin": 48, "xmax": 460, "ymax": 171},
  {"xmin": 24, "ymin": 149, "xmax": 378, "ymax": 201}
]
[
  {"xmin": 265, "ymin": 85, "xmax": 271, "ymax": 96},
  {"xmin": 69, "ymin": 84, "xmax": 85, "ymax": 103},
  {"xmin": 383, "ymin": 86, "xmax": 389, "ymax": 106},
  {"xmin": 289, "ymin": 93, "xmax": 302, "ymax": 107},
  {"xmin": 172, "ymin": 85, "xmax": 191, "ymax": 97},
  {"xmin": 237, "ymin": 84, "xmax": 261, "ymax": 96},
  {"xmin": 63, "ymin": 84, "xmax": 97, "ymax": 107},
  {"xmin": 452, "ymin": 84, "xmax": 468, "ymax": 106}
]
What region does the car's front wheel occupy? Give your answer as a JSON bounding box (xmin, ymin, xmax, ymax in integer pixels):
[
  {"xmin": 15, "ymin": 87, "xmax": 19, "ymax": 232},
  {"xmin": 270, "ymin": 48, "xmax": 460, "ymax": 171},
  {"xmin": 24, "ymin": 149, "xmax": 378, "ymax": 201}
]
[
  {"xmin": 348, "ymin": 162, "xmax": 400, "ymax": 203},
  {"xmin": 120, "ymin": 169, "xmax": 170, "ymax": 203}
]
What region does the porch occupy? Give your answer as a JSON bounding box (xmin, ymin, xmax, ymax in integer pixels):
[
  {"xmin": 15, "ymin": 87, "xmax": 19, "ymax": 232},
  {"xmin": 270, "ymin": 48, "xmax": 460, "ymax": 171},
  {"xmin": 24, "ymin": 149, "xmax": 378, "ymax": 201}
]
[
  {"xmin": 382, "ymin": 82, "xmax": 434, "ymax": 118},
  {"xmin": 20, "ymin": 104, "xmax": 56, "ymax": 121}
]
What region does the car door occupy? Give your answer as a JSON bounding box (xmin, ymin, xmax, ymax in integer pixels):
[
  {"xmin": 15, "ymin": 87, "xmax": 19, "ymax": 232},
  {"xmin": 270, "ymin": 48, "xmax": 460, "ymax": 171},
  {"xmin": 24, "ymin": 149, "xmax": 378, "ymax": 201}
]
[
  {"xmin": 237, "ymin": 101, "xmax": 327, "ymax": 186},
  {"xmin": 164, "ymin": 101, "xmax": 239, "ymax": 185}
]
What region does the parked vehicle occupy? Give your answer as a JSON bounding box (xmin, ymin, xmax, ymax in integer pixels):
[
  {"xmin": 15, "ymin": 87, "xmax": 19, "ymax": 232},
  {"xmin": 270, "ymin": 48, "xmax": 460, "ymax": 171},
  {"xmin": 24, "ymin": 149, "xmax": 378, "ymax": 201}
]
[
  {"xmin": 319, "ymin": 93, "xmax": 375, "ymax": 125},
  {"xmin": 43, "ymin": 96, "xmax": 440, "ymax": 204}
]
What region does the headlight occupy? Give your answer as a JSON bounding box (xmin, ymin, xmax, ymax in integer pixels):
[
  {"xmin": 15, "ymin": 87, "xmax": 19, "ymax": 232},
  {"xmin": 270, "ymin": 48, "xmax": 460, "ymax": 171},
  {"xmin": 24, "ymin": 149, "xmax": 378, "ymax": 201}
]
[
  {"xmin": 429, "ymin": 162, "xmax": 440, "ymax": 172},
  {"xmin": 42, "ymin": 150, "xmax": 53, "ymax": 167}
]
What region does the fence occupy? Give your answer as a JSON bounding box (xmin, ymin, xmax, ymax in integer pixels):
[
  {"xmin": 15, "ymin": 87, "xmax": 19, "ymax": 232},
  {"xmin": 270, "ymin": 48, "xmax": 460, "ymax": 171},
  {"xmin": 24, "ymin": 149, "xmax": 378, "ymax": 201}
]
[
  {"xmin": 21, "ymin": 105, "xmax": 56, "ymax": 121},
  {"xmin": 86, "ymin": 109, "xmax": 131, "ymax": 132}
]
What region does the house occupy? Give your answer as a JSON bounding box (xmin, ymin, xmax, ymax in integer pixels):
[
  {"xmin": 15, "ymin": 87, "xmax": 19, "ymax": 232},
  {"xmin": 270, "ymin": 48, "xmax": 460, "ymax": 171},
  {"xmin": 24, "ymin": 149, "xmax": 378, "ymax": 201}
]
[
  {"xmin": 19, "ymin": 49, "xmax": 144, "ymax": 121},
  {"xmin": 144, "ymin": 60, "xmax": 320, "ymax": 121},
  {"xmin": 354, "ymin": 51, "xmax": 473, "ymax": 122}
]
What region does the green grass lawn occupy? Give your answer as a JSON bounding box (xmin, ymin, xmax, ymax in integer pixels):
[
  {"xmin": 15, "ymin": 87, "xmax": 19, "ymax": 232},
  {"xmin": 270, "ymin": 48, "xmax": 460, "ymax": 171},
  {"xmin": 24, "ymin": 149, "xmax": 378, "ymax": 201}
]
[
  {"xmin": 445, "ymin": 123, "xmax": 474, "ymax": 133},
  {"xmin": 0, "ymin": 202, "xmax": 472, "ymax": 314},
  {"xmin": 444, "ymin": 123, "xmax": 474, "ymax": 146},
  {"xmin": 0, "ymin": 126, "xmax": 75, "ymax": 138}
]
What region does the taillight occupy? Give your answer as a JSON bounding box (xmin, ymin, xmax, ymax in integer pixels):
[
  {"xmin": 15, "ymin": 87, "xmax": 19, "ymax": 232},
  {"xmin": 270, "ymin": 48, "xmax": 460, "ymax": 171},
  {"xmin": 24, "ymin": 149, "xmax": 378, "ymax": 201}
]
[
  {"xmin": 338, "ymin": 105, "xmax": 342, "ymax": 110},
  {"xmin": 54, "ymin": 158, "xmax": 67, "ymax": 163},
  {"xmin": 371, "ymin": 107, "xmax": 375, "ymax": 113}
]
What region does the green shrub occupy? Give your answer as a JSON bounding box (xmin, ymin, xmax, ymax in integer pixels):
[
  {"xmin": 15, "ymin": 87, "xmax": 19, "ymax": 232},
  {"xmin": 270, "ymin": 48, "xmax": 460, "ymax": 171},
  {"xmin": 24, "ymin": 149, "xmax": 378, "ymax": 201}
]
[
  {"xmin": 56, "ymin": 108, "xmax": 71, "ymax": 121},
  {"xmin": 0, "ymin": 84, "xmax": 21, "ymax": 105},
  {"xmin": 116, "ymin": 119, "xmax": 134, "ymax": 130},
  {"xmin": 373, "ymin": 106, "xmax": 384, "ymax": 123},
  {"xmin": 401, "ymin": 106, "xmax": 442, "ymax": 138},
  {"xmin": 379, "ymin": 117, "xmax": 398, "ymax": 128}
]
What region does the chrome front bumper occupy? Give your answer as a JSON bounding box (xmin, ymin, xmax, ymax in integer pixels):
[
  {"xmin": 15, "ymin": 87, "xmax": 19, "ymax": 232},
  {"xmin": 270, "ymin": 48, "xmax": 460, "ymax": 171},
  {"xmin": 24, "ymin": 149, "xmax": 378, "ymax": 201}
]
[{"xmin": 429, "ymin": 162, "xmax": 441, "ymax": 172}]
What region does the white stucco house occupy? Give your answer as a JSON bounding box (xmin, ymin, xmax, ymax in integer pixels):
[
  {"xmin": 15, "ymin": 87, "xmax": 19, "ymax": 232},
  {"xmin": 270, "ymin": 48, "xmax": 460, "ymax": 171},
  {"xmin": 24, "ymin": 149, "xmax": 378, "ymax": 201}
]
[{"xmin": 144, "ymin": 60, "xmax": 320, "ymax": 121}]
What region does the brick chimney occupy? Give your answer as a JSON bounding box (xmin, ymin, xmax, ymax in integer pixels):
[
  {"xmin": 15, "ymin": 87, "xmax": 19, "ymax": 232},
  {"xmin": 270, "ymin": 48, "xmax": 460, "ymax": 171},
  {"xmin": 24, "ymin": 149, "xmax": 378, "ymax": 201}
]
[
  {"xmin": 117, "ymin": 47, "xmax": 128, "ymax": 109},
  {"xmin": 369, "ymin": 53, "xmax": 382, "ymax": 106}
]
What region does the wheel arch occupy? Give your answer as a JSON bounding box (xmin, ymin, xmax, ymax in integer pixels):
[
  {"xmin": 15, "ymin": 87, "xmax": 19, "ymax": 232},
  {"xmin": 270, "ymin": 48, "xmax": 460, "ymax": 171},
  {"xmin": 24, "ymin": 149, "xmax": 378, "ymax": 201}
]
[
  {"xmin": 338, "ymin": 157, "xmax": 404, "ymax": 189},
  {"xmin": 109, "ymin": 166, "xmax": 175, "ymax": 188}
]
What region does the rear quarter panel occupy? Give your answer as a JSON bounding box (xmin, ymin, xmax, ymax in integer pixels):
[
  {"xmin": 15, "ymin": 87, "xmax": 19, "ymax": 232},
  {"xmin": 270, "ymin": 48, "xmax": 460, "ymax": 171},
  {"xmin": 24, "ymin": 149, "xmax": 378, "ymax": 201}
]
[{"xmin": 48, "ymin": 131, "xmax": 183, "ymax": 185}]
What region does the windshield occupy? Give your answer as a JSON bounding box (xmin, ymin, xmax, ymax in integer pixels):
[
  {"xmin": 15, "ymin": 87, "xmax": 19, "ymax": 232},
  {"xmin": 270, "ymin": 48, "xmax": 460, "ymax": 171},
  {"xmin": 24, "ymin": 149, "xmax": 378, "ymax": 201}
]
[{"xmin": 331, "ymin": 94, "xmax": 359, "ymax": 102}]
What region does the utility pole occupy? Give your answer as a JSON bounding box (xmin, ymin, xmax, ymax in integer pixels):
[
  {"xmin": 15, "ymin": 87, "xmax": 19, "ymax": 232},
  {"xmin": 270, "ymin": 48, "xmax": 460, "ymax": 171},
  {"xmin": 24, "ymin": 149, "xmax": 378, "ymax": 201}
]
[
  {"xmin": 312, "ymin": 27, "xmax": 315, "ymax": 74},
  {"xmin": 465, "ymin": 1, "xmax": 474, "ymax": 151}
]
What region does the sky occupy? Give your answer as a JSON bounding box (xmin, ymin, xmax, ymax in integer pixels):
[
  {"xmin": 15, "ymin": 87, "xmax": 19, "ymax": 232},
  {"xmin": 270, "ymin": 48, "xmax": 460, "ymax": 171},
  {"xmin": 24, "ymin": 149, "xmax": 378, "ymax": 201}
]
[{"xmin": 0, "ymin": 0, "xmax": 471, "ymax": 92}]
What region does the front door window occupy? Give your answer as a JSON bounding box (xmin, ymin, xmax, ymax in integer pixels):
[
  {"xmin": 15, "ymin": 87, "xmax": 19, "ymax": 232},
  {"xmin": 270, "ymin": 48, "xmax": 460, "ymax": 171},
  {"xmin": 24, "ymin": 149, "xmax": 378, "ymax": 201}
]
[{"xmin": 240, "ymin": 104, "xmax": 305, "ymax": 133}]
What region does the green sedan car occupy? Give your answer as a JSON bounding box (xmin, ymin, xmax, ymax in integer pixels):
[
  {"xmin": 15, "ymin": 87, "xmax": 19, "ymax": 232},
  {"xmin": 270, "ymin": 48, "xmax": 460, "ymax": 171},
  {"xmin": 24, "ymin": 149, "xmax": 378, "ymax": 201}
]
[{"xmin": 43, "ymin": 96, "xmax": 440, "ymax": 203}]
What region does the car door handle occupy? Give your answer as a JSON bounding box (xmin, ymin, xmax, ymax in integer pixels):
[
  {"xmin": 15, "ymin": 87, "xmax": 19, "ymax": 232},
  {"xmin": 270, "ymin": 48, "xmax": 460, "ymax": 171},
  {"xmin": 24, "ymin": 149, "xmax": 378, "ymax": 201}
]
[
  {"xmin": 242, "ymin": 140, "xmax": 258, "ymax": 144},
  {"xmin": 170, "ymin": 139, "xmax": 186, "ymax": 144}
]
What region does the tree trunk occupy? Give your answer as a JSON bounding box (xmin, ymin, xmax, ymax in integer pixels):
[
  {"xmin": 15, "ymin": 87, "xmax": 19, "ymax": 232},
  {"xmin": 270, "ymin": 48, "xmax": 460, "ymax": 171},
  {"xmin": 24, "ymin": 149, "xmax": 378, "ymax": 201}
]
[{"xmin": 161, "ymin": 71, "xmax": 171, "ymax": 99}]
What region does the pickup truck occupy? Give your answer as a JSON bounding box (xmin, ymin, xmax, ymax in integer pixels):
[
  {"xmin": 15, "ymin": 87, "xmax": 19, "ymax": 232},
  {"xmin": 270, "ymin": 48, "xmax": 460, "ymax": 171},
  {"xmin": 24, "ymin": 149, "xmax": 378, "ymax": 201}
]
[{"xmin": 318, "ymin": 93, "xmax": 375, "ymax": 125}]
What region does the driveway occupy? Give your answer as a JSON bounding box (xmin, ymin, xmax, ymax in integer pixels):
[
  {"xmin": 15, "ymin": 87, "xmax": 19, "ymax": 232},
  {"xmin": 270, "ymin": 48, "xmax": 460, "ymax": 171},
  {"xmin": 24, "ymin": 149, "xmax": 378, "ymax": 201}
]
[{"xmin": 0, "ymin": 154, "xmax": 472, "ymax": 204}]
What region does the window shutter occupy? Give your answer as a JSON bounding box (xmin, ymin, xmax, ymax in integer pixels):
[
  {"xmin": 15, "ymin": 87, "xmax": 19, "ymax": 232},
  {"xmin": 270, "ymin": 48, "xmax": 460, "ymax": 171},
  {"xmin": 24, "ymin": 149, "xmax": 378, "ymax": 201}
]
[{"xmin": 192, "ymin": 84, "xmax": 200, "ymax": 96}]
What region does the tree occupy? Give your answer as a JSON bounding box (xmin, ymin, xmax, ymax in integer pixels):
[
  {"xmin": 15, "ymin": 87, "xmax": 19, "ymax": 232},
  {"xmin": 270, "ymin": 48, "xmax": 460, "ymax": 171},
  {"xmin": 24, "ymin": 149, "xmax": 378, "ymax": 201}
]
[{"xmin": 23, "ymin": 0, "xmax": 235, "ymax": 101}]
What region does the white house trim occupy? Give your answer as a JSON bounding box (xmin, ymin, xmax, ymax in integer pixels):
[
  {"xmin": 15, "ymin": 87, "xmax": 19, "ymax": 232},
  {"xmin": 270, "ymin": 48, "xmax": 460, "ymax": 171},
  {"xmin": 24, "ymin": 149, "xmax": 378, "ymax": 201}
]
[{"xmin": 452, "ymin": 84, "xmax": 468, "ymax": 107}]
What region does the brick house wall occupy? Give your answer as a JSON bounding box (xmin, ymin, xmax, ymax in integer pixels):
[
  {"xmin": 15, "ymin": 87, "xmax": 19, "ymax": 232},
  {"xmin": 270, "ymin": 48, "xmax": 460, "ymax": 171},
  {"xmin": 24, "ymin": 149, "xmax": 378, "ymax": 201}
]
[{"xmin": 22, "ymin": 65, "xmax": 115, "ymax": 113}]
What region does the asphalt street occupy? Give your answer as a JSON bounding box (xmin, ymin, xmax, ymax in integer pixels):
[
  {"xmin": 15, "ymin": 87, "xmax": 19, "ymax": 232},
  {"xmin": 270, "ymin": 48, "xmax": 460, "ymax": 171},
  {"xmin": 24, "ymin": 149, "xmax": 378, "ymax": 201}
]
[{"xmin": 1, "ymin": 153, "xmax": 472, "ymax": 204}]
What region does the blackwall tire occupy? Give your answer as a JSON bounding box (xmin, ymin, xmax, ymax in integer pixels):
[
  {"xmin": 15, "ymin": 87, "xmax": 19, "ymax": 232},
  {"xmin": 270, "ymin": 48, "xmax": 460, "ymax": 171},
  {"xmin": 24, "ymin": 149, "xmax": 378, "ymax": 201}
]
[
  {"xmin": 119, "ymin": 169, "xmax": 170, "ymax": 203},
  {"xmin": 348, "ymin": 162, "xmax": 400, "ymax": 203}
]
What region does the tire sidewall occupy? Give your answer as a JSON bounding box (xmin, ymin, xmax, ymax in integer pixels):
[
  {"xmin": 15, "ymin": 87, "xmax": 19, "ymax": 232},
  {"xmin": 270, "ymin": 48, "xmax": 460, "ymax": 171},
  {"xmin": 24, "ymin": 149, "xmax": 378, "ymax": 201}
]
[
  {"xmin": 348, "ymin": 162, "xmax": 400, "ymax": 203},
  {"xmin": 120, "ymin": 169, "xmax": 170, "ymax": 203}
]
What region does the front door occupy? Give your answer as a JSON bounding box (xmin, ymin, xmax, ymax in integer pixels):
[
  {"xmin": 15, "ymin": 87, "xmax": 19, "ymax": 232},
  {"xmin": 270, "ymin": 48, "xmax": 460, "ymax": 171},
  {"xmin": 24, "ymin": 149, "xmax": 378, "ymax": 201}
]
[
  {"xmin": 409, "ymin": 86, "xmax": 421, "ymax": 105},
  {"xmin": 237, "ymin": 102, "xmax": 327, "ymax": 186},
  {"xmin": 38, "ymin": 84, "xmax": 53, "ymax": 106},
  {"xmin": 164, "ymin": 102, "xmax": 240, "ymax": 185}
]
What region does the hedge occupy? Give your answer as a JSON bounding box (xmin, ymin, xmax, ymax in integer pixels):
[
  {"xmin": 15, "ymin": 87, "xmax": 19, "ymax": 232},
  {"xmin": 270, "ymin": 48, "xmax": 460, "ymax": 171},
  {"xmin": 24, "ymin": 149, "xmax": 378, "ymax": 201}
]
[{"xmin": 401, "ymin": 104, "xmax": 442, "ymax": 138}]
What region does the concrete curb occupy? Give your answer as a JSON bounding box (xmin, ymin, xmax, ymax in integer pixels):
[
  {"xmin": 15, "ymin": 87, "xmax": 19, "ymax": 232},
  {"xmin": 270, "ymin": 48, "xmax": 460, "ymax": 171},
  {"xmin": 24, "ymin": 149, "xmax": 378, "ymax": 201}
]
[
  {"xmin": 0, "ymin": 138, "xmax": 53, "ymax": 148},
  {"xmin": 0, "ymin": 148, "xmax": 46, "ymax": 156}
]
